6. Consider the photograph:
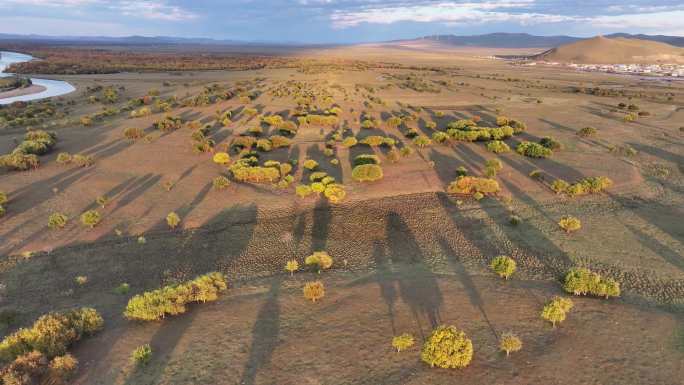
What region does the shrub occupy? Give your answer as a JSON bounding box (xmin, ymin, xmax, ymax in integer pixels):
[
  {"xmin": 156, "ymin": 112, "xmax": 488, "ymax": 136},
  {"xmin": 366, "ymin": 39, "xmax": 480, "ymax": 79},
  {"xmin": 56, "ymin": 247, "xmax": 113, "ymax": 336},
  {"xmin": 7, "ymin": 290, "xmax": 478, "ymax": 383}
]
[
  {"xmin": 56, "ymin": 152, "xmax": 72, "ymax": 165},
  {"xmin": 541, "ymin": 297, "xmax": 573, "ymax": 327},
  {"xmin": 124, "ymin": 272, "xmax": 227, "ymax": 321},
  {"xmin": 341, "ymin": 137, "xmax": 358, "ymax": 147},
  {"xmin": 303, "ymin": 159, "xmax": 318, "ymax": 170},
  {"xmin": 551, "ymin": 179, "xmax": 569, "ymax": 194},
  {"xmin": 485, "ymin": 159, "xmax": 503, "ymax": 177},
  {"xmin": 486, "ymin": 140, "xmax": 510, "ymax": 153},
  {"xmin": 421, "ymin": 325, "xmax": 473, "ymax": 369},
  {"xmin": 132, "ymin": 344, "xmax": 152, "ymax": 365},
  {"xmin": 154, "ymin": 116, "xmax": 182, "ymax": 131},
  {"xmin": 75, "ymin": 276, "xmax": 88, "ymax": 286},
  {"xmin": 303, "ymin": 281, "xmax": 325, "ymax": 303},
  {"xmin": 539, "ymin": 137, "xmax": 562, "ymax": 150},
  {"xmin": 360, "ymin": 136, "xmax": 387, "ymax": 147},
  {"xmin": 400, "ymin": 147, "xmax": 413, "ymax": 157},
  {"xmin": 72, "ymin": 154, "xmax": 94, "ymax": 167},
  {"xmin": 114, "ymin": 283, "xmax": 130, "ymax": 295},
  {"xmin": 516, "ymin": 142, "xmax": 552, "ymax": 158},
  {"xmin": 1, "ymin": 351, "xmax": 47, "ymax": 385},
  {"xmin": 496, "ymin": 116, "xmax": 510, "ymax": 126},
  {"xmin": 563, "ymin": 268, "xmax": 620, "ymax": 298},
  {"xmin": 432, "ymin": 132, "xmax": 449, "ymax": 143},
  {"xmin": 354, "ymin": 154, "xmax": 380, "ymax": 167},
  {"xmin": 296, "ymin": 184, "xmax": 313, "ymax": 198},
  {"xmin": 48, "ymin": 353, "xmax": 78, "ymax": 380},
  {"xmin": 0, "ymin": 191, "xmax": 6, "ymax": 205},
  {"xmin": 213, "ymin": 176, "xmax": 231, "ymax": 190},
  {"xmin": 490, "ymin": 256, "xmax": 516, "ymax": 279},
  {"xmin": 80, "ymin": 210, "xmax": 101, "ymax": 228},
  {"xmin": 352, "ymin": 164, "xmax": 383, "ymax": 182},
  {"xmin": 509, "ymin": 215, "xmax": 521, "ymax": 226},
  {"xmin": 212, "ymin": 152, "xmax": 231, "ymax": 165},
  {"xmin": 392, "ymin": 333, "xmax": 415, "ymax": 352},
  {"xmin": 305, "ymin": 251, "xmax": 333, "ymax": 272},
  {"xmin": 499, "ymin": 333, "xmax": 522, "ymax": 357},
  {"xmin": 0, "ymin": 308, "xmax": 103, "ymax": 362},
  {"xmin": 123, "ymin": 127, "xmax": 145, "ymax": 140},
  {"xmin": 565, "ymin": 176, "xmax": 613, "ymax": 197},
  {"xmin": 0, "ymin": 206, "xmax": 5, "ymax": 218},
  {"xmin": 577, "ymin": 126, "xmax": 597, "ymax": 137},
  {"xmin": 256, "ymin": 139, "xmax": 272, "ymax": 152},
  {"xmin": 166, "ymin": 212, "xmax": 180, "ymax": 229},
  {"xmin": 323, "ymin": 184, "xmax": 346, "ymax": 204},
  {"xmin": 413, "ymin": 135, "xmax": 432, "ymax": 148},
  {"xmin": 558, "ymin": 216, "xmax": 581, "ymax": 233},
  {"xmin": 285, "ymin": 260, "xmax": 299, "ymax": 276},
  {"xmin": 270, "ymin": 135, "xmax": 292, "ymax": 148},
  {"xmin": 0, "ymin": 153, "xmax": 39, "ymax": 171},
  {"xmin": 447, "ymin": 176, "xmax": 500, "ymax": 196},
  {"xmin": 229, "ymin": 162, "xmax": 280, "ymax": 184}
]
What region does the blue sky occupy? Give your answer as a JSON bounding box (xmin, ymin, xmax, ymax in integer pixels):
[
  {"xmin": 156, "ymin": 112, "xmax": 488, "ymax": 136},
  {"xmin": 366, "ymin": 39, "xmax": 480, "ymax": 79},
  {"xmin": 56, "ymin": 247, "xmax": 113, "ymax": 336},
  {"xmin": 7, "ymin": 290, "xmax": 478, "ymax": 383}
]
[{"xmin": 0, "ymin": 1, "xmax": 683, "ymax": 43}]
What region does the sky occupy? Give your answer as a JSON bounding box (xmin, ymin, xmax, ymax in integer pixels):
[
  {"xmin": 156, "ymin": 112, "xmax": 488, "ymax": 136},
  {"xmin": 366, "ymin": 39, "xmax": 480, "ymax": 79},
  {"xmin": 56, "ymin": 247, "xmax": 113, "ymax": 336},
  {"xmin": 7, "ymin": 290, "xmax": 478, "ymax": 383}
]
[{"xmin": 0, "ymin": 0, "xmax": 683, "ymax": 44}]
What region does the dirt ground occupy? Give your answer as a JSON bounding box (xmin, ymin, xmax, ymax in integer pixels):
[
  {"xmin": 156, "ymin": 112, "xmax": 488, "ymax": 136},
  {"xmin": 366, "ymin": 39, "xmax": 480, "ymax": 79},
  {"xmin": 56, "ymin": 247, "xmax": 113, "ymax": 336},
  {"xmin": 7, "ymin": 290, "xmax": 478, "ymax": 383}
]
[{"xmin": 0, "ymin": 43, "xmax": 683, "ymax": 384}]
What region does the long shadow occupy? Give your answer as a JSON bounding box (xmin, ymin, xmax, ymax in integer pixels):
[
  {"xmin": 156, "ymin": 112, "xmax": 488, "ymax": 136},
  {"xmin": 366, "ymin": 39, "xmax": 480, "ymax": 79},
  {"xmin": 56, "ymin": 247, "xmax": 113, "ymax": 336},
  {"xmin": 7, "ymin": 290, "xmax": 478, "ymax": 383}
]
[
  {"xmin": 311, "ymin": 198, "xmax": 332, "ymax": 253},
  {"xmin": 240, "ymin": 276, "xmax": 283, "ymax": 385},
  {"xmin": 623, "ymin": 222, "xmax": 684, "ymax": 273},
  {"xmin": 437, "ymin": 236, "xmax": 498, "ymax": 339},
  {"xmin": 372, "ymin": 241, "xmax": 398, "ymax": 334},
  {"xmin": 385, "ymin": 212, "xmax": 443, "ymax": 338}
]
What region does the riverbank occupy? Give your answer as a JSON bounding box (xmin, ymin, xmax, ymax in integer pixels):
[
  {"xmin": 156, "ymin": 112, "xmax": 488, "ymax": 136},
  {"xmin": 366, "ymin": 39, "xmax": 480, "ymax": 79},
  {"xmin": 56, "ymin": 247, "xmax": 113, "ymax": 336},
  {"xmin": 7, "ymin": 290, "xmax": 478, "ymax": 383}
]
[
  {"xmin": 0, "ymin": 50, "xmax": 75, "ymax": 104},
  {"xmin": 0, "ymin": 84, "xmax": 46, "ymax": 99}
]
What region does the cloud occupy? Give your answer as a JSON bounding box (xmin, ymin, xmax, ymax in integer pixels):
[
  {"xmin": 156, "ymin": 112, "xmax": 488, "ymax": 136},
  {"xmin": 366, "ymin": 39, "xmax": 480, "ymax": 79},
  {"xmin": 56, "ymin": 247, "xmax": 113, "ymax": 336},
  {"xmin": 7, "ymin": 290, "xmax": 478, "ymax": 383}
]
[
  {"xmin": 330, "ymin": 1, "xmax": 573, "ymax": 28},
  {"xmin": 112, "ymin": 1, "xmax": 198, "ymax": 21}
]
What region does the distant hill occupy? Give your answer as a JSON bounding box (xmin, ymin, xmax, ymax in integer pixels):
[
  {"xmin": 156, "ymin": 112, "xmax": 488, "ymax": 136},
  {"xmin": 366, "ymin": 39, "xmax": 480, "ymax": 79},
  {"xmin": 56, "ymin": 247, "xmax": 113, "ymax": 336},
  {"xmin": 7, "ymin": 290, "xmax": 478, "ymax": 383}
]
[
  {"xmin": 411, "ymin": 33, "xmax": 581, "ymax": 48},
  {"xmin": 532, "ymin": 36, "xmax": 684, "ymax": 64},
  {"xmin": 403, "ymin": 33, "xmax": 684, "ymax": 49}
]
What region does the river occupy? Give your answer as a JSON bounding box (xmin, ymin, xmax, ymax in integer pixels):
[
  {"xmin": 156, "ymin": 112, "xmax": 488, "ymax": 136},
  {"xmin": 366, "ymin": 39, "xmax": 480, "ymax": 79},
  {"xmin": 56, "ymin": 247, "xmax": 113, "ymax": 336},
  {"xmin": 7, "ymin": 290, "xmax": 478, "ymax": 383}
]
[{"xmin": 0, "ymin": 51, "xmax": 76, "ymax": 105}]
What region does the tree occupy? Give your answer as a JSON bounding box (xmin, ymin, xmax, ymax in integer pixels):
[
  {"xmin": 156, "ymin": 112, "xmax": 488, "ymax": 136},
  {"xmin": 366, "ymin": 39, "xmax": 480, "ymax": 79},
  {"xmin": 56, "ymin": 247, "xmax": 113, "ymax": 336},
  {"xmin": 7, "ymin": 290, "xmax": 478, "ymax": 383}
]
[
  {"xmin": 421, "ymin": 325, "xmax": 473, "ymax": 369},
  {"xmin": 303, "ymin": 281, "xmax": 325, "ymax": 303},
  {"xmin": 499, "ymin": 333, "xmax": 522, "ymax": 357},
  {"xmin": 166, "ymin": 212, "xmax": 181, "ymax": 229},
  {"xmin": 392, "ymin": 333, "xmax": 415, "ymax": 352},
  {"xmin": 558, "ymin": 216, "xmax": 581, "ymax": 233},
  {"xmin": 80, "ymin": 210, "xmax": 101, "ymax": 228},
  {"xmin": 490, "ymin": 256, "xmax": 516, "ymax": 279},
  {"xmin": 305, "ymin": 251, "xmax": 333, "ymax": 273},
  {"xmin": 285, "ymin": 260, "xmax": 299, "ymax": 276}
]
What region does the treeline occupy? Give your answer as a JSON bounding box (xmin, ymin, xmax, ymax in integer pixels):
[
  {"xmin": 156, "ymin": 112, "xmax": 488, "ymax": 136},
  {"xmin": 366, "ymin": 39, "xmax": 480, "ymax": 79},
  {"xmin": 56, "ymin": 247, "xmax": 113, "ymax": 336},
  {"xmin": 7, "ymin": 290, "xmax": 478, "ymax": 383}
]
[{"xmin": 0, "ymin": 76, "xmax": 31, "ymax": 92}]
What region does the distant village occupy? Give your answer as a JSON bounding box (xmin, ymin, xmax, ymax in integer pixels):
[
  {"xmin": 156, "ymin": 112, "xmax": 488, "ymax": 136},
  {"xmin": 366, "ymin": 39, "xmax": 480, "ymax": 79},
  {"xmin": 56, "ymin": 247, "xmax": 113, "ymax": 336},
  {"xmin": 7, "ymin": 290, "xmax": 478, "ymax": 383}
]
[{"xmin": 520, "ymin": 60, "xmax": 684, "ymax": 78}]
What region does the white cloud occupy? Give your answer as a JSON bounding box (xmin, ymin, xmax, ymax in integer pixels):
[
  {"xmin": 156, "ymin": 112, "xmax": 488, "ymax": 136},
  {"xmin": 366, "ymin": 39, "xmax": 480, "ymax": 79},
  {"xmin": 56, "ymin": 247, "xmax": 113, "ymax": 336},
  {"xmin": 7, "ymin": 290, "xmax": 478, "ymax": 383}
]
[
  {"xmin": 330, "ymin": 1, "xmax": 572, "ymax": 28},
  {"xmin": 112, "ymin": 1, "xmax": 198, "ymax": 21}
]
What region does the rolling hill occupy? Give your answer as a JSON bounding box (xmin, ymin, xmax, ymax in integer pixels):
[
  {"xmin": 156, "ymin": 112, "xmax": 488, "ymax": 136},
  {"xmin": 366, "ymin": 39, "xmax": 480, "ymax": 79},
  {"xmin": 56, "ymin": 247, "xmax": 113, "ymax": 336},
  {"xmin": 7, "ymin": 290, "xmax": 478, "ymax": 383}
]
[{"xmin": 532, "ymin": 36, "xmax": 684, "ymax": 64}]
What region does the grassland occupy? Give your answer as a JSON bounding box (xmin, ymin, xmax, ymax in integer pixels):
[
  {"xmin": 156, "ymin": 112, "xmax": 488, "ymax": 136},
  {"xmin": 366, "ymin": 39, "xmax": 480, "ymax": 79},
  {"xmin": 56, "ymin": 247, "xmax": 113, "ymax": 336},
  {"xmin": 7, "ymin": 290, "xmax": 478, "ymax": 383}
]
[{"xmin": 0, "ymin": 42, "xmax": 682, "ymax": 384}]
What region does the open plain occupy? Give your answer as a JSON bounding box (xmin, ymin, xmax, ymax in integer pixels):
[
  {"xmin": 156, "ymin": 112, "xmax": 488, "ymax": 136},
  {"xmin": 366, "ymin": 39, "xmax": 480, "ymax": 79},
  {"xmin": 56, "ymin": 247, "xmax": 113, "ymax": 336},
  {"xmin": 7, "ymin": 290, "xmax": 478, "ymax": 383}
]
[{"xmin": 0, "ymin": 42, "xmax": 683, "ymax": 384}]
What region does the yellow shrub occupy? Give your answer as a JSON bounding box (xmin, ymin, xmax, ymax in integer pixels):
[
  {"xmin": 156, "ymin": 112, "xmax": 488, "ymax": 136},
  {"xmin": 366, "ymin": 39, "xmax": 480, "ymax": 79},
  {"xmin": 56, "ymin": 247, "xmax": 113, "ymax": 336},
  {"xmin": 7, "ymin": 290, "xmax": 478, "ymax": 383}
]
[
  {"xmin": 447, "ymin": 176, "xmax": 500, "ymax": 195},
  {"xmin": 303, "ymin": 281, "xmax": 325, "ymax": 303}
]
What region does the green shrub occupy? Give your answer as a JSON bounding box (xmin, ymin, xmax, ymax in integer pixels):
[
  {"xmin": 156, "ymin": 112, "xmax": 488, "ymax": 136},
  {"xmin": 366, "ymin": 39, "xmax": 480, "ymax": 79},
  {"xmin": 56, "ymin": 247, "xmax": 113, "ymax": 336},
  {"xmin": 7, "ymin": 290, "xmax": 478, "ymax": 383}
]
[
  {"xmin": 0, "ymin": 308, "xmax": 103, "ymax": 362},
  {"xmin": 490, "ymin": 256, "xmax": 516, "ymax": 279},
  {"xmin": 0, "ymin": 153, "xmax": 39, "ymax": 170},
  {"xmin": 360, "ymin": 135, "xmax": 387, "ymax": 147},
  {"xmin": 413, "ymin": 135, "xmax": 432, "ymax": 148},
  {"xmin": 114, "ymin": 283, "xmax": 130, "ymax": 295},
  {"xmin": 353, "ymin": 154, "xmax": 380, "ymax": 167},
  {"xmin": 270, "ymin": 135, "xmax": 292, "ymax": 148},
  {"xmin": 485, "ymin": 158, "xmax": 503, "ymax": 177},
  {"xmin": 565, "ymin": 176, "xmax": 613, "ymax": 196},
  {"xmin": 213, "ymin": 176, "xmax": 231, "ymax": 190},
  {"xmin": 56, "ymin": 152, "xmax": 72, "ymax": 165},
  {"xmin": 311, "ymin": 182, "xmax": 325, "ymax": 193},
  {"xmin": 432, "ymin": 132, "xmax": 449, "ymax": 143},
  {"xmin": 296, "ymin": 184, "xmax": 313, "ymax": 198},
  {"xmin": 486, "ymin": 140, "xmax": 510, "ymax": 153},
  {"xmin": 352, "ymin": 164, "xmax": 383, "ymax": 182},
  {"xmin": 80, "ymin": 210, "xmax": 101, "ymax": 228},
  {"xmin": 541, "ymin": 297, "xmax": 573, "ymax": 327},
  {"xmin": 305, "ymin": 251, "xmax": 333, "ymax": 272},
  {"xmin": 302, "ymin": 159, "xmax": 318, "ymax": 170},
  {"xmin": 421, "ymin": 325, "xmax": 473, "ymax": 369},
  {"xmin": 563, "ymin": 268, "xmax": 620, "ymax": 298},
  {"xmin": 516, "ymin": 142, "xmax": 552, "ymax": 158},
  {"xmin": 499, "ymin": 333, "xmax": 522, "ymax": 357},
  {"xmin": 324, "ymin": 184, "xmax": 346, "ymax": 203},
  {"xmin": 551, "ymin": 179, "xmax": 569, "ymax": 194},
  {"xmin": 123, "ymin": 272, "xmax": 227, "ymax": 321},
  {"xmin": 509, "ymin": 215, "xmax": 521, "ymax": 226},
  {"xmin": 72, "ymin": 154, "xmax": 94, "ymax": 167},
  {"xmin": 392, "ymin": 333, "xmax": 415, "ymax": 352},
  {"xmin": 539, "ymin": 137, "xmax": 562, "ymax": 150},
  {"xmin": 132, "ymin": 344, "xmax": 152, "ymax": 365},
  {"xmin": 153, "ymin": 116, "xmax": 182, "ymax": 131},
  {"xmin": 447, "ymin": 176, "xmax": 500, "ymax": 196}
]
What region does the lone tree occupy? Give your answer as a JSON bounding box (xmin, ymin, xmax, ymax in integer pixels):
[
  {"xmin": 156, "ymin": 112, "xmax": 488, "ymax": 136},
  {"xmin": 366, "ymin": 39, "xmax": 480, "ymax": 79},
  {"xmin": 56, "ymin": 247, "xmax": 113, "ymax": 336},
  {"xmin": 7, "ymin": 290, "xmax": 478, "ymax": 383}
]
[
  {"xmin": 392, "ymin": 333, "xmax": 415, "ymax": 352},
  {"xmin": 490, "ymin": 256, "xmax": 516, "ymax": 279},
  {"xmin": 499, "ymin": 333, "xmax": 522, "ymax": 357},
  {"xmin": 421, "ymin": 325, "xmax": 473, "ymax": 369},
  {"xmin": 303, "ymin": 281, "xmax": 325, "ymax": 303}
]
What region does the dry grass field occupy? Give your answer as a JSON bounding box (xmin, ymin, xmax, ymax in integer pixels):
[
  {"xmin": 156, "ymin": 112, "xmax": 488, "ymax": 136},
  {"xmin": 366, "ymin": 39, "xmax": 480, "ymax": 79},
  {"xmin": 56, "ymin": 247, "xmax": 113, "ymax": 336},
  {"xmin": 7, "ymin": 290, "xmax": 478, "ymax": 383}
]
[{"xmin": 0, "ymin": 43, "xmax": 683, "ymax": 384}]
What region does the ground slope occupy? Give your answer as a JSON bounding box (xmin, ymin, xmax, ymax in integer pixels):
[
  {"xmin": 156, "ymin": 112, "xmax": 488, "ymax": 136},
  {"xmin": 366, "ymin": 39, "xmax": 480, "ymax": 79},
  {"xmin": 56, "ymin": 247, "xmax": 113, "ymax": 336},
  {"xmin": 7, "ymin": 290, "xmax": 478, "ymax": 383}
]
[{"xmin": 535, "ymin": 36, "xmax": 684, "ymax": 64}]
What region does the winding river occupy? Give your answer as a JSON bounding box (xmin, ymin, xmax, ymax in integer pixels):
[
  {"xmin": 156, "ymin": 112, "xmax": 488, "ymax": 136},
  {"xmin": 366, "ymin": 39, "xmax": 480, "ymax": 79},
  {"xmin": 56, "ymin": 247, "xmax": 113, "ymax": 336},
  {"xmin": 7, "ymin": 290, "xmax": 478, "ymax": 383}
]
[{"xmin": 0, "ymin": 51, "xmax": 75, "ymax": 105}]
